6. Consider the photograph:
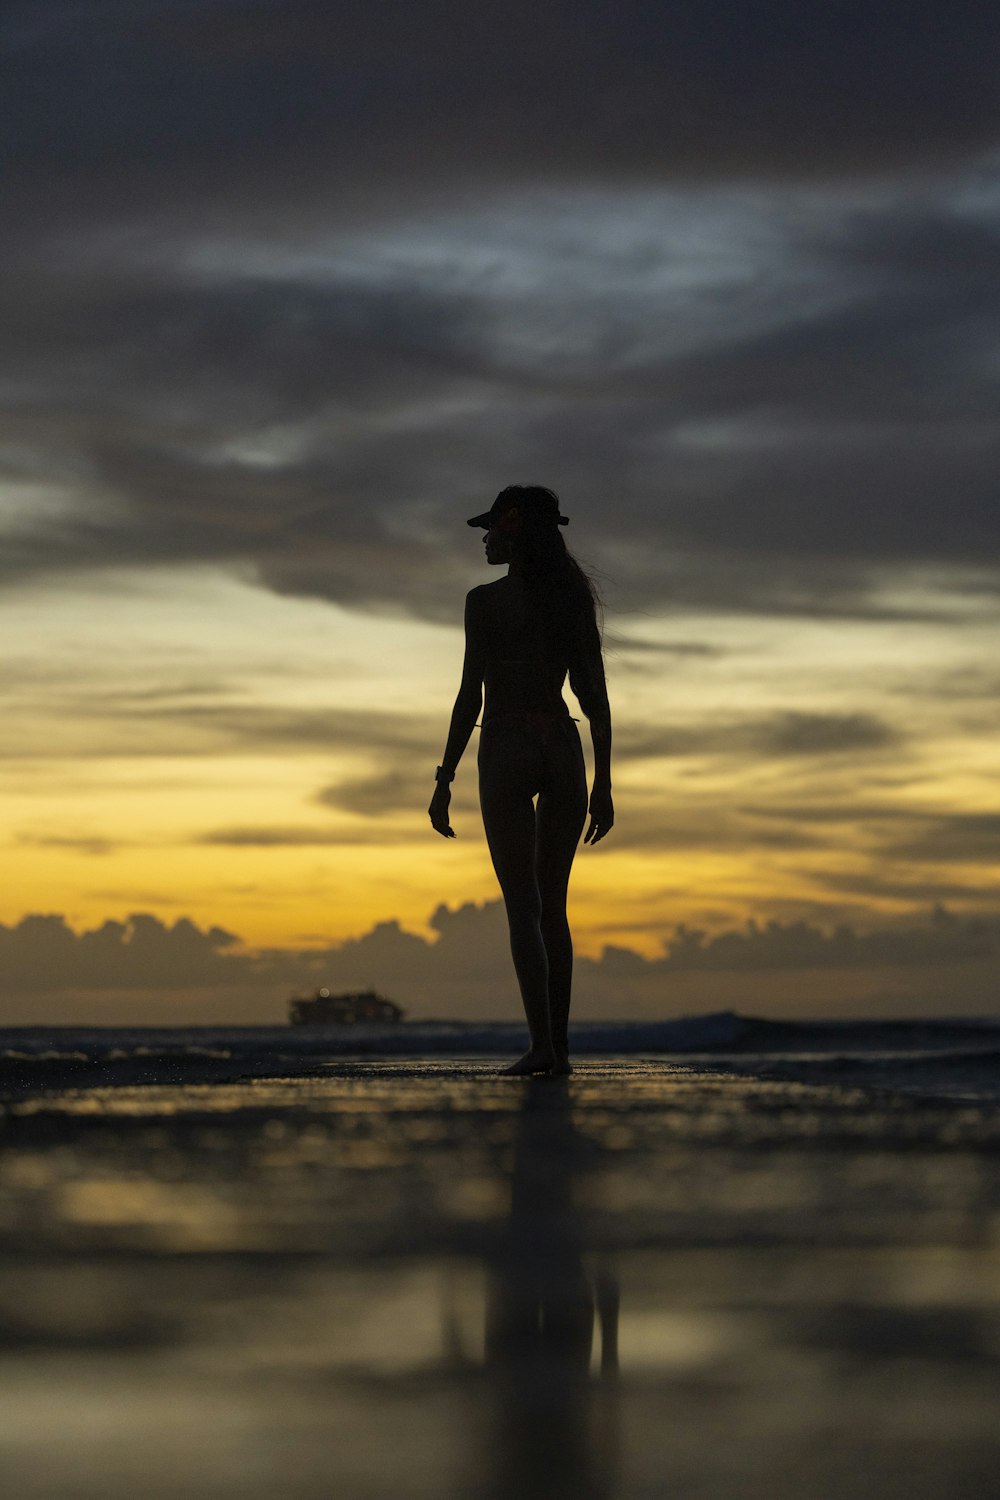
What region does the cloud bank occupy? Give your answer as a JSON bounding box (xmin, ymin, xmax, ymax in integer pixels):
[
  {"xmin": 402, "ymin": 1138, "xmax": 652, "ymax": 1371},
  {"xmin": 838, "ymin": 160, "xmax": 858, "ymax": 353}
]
[{"xmin": 3, "ymin": 899, "xmax": 1000, "ymax": 1025}]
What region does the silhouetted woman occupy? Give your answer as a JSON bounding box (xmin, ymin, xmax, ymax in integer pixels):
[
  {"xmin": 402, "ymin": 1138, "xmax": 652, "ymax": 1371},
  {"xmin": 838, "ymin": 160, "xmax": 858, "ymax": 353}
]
[{"xmin": 428, "ymin": 486, "xmax": 613, "ymax": 1076}]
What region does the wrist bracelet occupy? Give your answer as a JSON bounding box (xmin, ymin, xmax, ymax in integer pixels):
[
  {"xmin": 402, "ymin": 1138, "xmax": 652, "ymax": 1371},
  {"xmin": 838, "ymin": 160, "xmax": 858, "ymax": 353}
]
[{"xmin": 435, "ymin": 765, "xmax": 455, "ymax": 784}]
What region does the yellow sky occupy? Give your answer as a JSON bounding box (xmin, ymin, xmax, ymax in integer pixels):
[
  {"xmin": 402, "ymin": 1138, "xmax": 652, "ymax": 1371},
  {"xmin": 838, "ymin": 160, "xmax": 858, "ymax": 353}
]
[{"xmin": 3, "ymin": 558, "xmax": 997, "ymax": 963}]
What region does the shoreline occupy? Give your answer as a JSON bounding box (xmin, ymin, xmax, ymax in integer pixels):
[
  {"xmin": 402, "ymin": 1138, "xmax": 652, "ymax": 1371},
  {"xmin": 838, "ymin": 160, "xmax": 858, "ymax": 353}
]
[{"xmin": 3, "ymin": 1044, "xmax": 1000, "ymax": 1105}]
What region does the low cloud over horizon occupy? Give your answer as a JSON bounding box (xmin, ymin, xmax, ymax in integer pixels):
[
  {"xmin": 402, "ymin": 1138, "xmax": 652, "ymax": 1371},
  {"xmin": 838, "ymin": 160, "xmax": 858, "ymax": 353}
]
[{"xmin": 2, "ymin": 898, "xmax": 999, "ymax": 1027}]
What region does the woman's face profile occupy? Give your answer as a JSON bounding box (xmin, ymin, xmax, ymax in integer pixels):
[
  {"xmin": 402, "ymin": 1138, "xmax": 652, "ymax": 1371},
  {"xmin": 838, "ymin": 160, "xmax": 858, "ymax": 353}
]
[{"xmin": 483, "ymin": 507, "xmax": 518, "ymax": 566}]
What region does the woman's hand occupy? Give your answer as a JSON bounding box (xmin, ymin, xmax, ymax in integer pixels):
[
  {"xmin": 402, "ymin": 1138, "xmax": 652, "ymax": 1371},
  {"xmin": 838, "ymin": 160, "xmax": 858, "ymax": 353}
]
[
  {"xmin": 584, "ymin": 783, "xmax": 614, "ymax": 845},
  {"xmin": 428, "ymin": 781, "xmax": 455, "ymax": 838}
]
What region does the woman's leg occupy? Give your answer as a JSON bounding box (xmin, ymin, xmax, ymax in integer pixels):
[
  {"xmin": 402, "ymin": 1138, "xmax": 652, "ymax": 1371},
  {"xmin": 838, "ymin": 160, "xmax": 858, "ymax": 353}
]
[
  {"xmin": 535, "ymin": 730, "xmax": 588, "ymax": 1070},
  {"xmin": 479, "ymin": 728, "xmax": 554, "ymax": 1074}
]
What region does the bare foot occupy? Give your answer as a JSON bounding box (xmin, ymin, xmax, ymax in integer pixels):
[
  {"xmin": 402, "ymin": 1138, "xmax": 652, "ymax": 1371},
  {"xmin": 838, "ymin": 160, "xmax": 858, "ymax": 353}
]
[
  {"xmin": 550, "ymin": 1049, "xmax": 573, "ymax": 1076},
  {"xmin": 500, "ymin": 1047, "xmax": 555, "ymax": 1076}
]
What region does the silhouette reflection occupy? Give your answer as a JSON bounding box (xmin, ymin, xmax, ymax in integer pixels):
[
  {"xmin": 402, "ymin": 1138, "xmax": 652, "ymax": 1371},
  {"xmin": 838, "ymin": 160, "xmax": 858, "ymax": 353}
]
[{"xmin": 470, "ymin": 1077, "xmax": 621, "ymax": 1499}]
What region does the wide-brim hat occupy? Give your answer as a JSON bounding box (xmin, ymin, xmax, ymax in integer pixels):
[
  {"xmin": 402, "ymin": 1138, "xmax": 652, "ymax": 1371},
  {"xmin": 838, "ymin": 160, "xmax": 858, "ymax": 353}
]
[{"xmin": 467, "ymin": 486, "xmax": 569, "ymax": 528}]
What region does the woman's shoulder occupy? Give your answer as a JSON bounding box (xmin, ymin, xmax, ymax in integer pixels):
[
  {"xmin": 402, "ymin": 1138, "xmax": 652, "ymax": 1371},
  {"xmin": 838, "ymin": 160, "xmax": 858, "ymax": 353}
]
[
  {"xmin": 465, "ymin": 581, "xmax": 511, "ymax": 633},
  {"xmin": 465, "ymin": 581, "xmax": 498, "ymax": 608},
  {"xmin": 470, "ymin": 575, "xmax": 518, "ymax": 593},
  {"xmin": 467, "ymin": 577, "xmax": 519, "ymax": 609}
]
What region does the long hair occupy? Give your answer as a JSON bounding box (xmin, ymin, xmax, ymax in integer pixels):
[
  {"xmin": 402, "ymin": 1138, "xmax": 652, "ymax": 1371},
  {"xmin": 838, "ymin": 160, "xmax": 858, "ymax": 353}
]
[{"xmin": 498, "ymin": 485, "xmax": 604, "ymax": 664}]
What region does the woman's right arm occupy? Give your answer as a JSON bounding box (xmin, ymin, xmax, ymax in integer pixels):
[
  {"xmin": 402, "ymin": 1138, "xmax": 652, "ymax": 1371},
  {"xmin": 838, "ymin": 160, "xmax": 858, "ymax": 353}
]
[
  {"xmin": 428, "ymin": 588, "xmax": 486, "ymax": 839},
  {"xmin": 569, "ymin": 646, "xmax": 614, "ymax": 844}
]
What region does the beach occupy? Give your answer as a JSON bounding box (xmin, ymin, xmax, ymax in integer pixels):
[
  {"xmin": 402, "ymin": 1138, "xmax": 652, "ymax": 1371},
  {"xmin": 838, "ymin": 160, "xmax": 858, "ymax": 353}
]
[{"xmin": 1, "ymin": 1027, "xmax": 999, "ymax": 1498}]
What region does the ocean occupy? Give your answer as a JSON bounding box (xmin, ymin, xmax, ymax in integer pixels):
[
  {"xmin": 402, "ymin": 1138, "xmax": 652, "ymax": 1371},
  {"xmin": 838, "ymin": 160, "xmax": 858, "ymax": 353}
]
[{"xmin": 3, "ymin": 1010, "xmax": 1000, "ymax": 1100}]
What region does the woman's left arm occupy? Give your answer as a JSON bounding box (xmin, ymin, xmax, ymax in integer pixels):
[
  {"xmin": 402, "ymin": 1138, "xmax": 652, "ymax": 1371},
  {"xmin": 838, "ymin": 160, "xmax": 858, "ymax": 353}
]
[{"xmin": 428, "ymin": 589, "xmax": 485, "ymax": 838}]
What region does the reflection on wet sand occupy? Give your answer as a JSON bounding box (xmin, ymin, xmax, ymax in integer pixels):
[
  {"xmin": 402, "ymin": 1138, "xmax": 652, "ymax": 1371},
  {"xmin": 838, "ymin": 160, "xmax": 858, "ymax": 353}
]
[
  {"xmin": 4, "ymin": 1060, "xmax": 1000, "ymax": 1497},
  {"xmin": 463, "ymin": 1078, "xmax": 621, "ymax": 1500}
]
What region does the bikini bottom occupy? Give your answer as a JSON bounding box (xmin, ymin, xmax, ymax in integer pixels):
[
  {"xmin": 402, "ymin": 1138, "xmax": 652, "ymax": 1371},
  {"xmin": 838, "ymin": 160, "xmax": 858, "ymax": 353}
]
[{"xmin": 478, "ymin": 712, "xmax": 587, "ymax": 806}]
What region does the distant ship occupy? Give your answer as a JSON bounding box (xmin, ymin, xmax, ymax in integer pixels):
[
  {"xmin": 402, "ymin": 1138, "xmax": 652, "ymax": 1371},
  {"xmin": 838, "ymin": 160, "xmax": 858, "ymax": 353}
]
[{"xmin": 288, "ymin": 987, "xmax": 406, "ymax": 1026}]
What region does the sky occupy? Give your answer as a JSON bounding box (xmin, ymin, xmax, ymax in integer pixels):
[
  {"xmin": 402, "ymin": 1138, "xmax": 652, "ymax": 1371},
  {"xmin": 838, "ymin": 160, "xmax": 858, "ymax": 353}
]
[{"xmin": 2, "ymin": 0, "xmax": 1000, "ymax": 1023}]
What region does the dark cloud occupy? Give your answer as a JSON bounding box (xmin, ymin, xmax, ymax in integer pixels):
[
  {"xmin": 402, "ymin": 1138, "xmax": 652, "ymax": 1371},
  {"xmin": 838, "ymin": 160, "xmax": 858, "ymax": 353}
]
[
  {"xmin": 881, "ymin": 812, "xmax": 1000, "ymax": 864},
  {"xmin": 0, "ymin": 271, "xmax": 486, "ymax": 425},
  {"xmin": 604, "ymin": 633, "xmax": 725, "ymax": 658},
  {"xmin": 2, "ymin": 0, "xmax": 999, "ymax": 643},
  {"xmin": 667, "ymin": 209, "xmax": 1000, "ymax": 426},
  {"xmin": 314, "ymin": 768, "xmax": 439, "ymax": 818},
  {"xmin": 739, "ymin": 800, "xmax": 938, "ymax": 824},
  {"xmin": 808, "ymin": 870, "xmax": 994, "ymax": 903},
  {"xmin": 4, "ymin": 900, "xmax": 1000, "ymax": 1023},
  {"xmin": 738, "ymin": 803, "xmax": 1000, "ymax": 885},
  {"xmin": 652, "ymin": 902, "xmax": 997, "ymax": 972},
  {"xmin": 147, "ymin": 702, "xmax": 434, "ymax": 754},
  {"xmin": 0, "ymin": 694, "xmax": 439, "ymax": 762},
  {"xmin": 758, "ymin": 712, "xmax": 899, "ymax": 756},
  {"xmin": 14, "ymin": 834, "xmax": 122, "ymax": 857},
  {"xmin": 618, "ymin": 709, "xmax": 902, "ymax": 763},
  {"xmin": 197, "ymin": 825, "xmax": 415, "ymax": 847},
  {"xmin": 5, "ymin": 0, "xmax": 999, "ymax": 207},
  {"xmin": 888, "ymin": 662, "xmax": 1000, "ymax": 703},
  {"xmin": 0, "ymin": 912, "xmax": 244, "ymax": 994},
  {"xmin": 2, "ymin": 193, "xmax": 999, "ymax": 624},
  {"xmin": 588, "ymin": 809, "xmax": 825, "ymax": 855}
]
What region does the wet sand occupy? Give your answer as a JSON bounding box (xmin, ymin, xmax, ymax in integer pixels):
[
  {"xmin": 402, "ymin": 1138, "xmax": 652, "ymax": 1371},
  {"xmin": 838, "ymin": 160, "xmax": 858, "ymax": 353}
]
[{"xmin": 1, "ymin": 1058, "xmax": 999, "ymax": 1498}]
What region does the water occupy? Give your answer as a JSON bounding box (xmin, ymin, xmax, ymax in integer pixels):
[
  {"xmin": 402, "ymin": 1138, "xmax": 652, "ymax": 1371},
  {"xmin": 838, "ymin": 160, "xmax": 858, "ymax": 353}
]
[
  {"xmin": 4, "ymin": 1010, "xmax": 1000, "ymax": 1100},
  {"xmin": 2, "ymin": 1020, "xmax": 1000, "ymax": 1496}
]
